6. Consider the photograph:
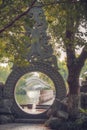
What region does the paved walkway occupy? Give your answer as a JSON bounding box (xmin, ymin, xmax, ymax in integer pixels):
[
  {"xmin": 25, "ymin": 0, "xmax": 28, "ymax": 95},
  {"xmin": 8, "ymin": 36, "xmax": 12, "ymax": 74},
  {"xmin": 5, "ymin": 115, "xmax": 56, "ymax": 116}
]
[{"xmin": 0, "ymin": 123, "xmax": 51, "ymax": 130}]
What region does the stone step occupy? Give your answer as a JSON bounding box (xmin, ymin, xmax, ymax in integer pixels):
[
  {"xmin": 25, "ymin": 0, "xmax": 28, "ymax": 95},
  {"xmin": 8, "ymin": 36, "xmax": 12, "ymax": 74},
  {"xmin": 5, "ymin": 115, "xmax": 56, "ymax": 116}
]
[{"xmin": 14, "ymin": 118, "xmax": 46, "ymax": 124}]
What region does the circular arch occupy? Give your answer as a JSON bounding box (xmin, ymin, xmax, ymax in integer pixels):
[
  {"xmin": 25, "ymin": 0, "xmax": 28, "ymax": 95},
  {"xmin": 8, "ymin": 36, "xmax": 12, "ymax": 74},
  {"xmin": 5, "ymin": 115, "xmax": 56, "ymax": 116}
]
[{"xmin": 4, "ymin": 62, "xmax": 66, "ymax": 119}]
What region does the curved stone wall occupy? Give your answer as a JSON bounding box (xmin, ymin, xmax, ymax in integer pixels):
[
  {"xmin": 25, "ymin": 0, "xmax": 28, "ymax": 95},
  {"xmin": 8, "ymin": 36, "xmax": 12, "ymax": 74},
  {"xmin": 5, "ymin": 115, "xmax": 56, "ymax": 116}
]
[{"xmin": 3, "ymin": 62, "xmax": 66, "ymax": 119}]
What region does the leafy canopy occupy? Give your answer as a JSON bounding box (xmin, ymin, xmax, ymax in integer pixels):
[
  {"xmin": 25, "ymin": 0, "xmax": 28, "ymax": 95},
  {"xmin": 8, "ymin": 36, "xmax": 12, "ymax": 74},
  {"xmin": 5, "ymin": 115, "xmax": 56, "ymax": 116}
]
[
  {"xmin": 0, "ymin": 0, "xmax": 87, "ymax": 66},
  {"xmin": 0, "ymin": 0, "xmax": 36, "ymax": 65},
  {"xmin": 43, "ymin": 0, "xmax": 87, "ymax": 49}
]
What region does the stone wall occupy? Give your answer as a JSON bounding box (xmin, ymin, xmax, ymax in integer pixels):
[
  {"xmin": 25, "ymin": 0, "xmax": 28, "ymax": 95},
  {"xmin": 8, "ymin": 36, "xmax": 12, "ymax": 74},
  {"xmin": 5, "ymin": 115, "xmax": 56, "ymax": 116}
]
[
  {"xmin": 0, "ymin": 83, "xmax": 4, "ymax": 113},
  {"xmin": 80, "ymin": 85, "xmax": 87, "ymax": 109},
  {"xmin": 0, "ymin": 62, "xmax": 66, "ymax": 123},
  {"xmin": 0, "ymin": 83, "xmax": 14, "ymax": 124}
]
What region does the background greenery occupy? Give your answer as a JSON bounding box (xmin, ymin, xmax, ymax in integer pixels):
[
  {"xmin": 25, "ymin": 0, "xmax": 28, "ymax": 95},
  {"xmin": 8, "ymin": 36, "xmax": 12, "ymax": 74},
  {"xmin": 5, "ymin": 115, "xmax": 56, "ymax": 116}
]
[{"xmin": 0, "ymin": 59, "xmax": 87, "ymax": 85}]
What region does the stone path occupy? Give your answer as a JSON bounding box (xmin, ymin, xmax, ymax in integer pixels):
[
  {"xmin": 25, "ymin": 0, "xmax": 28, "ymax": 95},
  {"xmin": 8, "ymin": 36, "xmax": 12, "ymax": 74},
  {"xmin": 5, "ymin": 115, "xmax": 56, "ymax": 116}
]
[{"xmin": 0, "ymin": 123, "xmax": 51, "ymax": 130}]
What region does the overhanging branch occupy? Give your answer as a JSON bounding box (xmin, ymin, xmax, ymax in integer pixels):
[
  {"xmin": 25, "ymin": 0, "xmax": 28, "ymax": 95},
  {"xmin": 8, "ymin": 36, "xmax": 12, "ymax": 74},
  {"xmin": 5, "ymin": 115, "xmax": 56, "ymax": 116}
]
[
  {"xmin": 0, "ymin": 0, "xmax": 85, "ymax": 34},
  {"xmin": 0, "ymin": 0, "xmax": 37, "ymax": 34}
]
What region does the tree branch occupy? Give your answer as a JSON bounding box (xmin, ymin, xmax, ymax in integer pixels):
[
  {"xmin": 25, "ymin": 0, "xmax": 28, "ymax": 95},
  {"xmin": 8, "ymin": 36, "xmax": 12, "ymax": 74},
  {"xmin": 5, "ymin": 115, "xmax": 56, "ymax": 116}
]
[
  {"xmin": 0, "ymin": 0, "xmax": 85, "ymax": 34},
  {"xmin": 78, "ymin": 46, "xmax": 87, "ymax": 65},
  {"xmin": 0, "ymin": 0, "xmax": 37, "ymax": 34}
]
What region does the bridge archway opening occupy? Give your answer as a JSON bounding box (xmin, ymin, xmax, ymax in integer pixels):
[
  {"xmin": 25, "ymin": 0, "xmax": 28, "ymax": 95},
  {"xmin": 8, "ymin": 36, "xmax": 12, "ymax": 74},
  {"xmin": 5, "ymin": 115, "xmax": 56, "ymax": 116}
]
[{"xmin": 14, "ymin": 71, "xmax": 56, "ymax": 115}]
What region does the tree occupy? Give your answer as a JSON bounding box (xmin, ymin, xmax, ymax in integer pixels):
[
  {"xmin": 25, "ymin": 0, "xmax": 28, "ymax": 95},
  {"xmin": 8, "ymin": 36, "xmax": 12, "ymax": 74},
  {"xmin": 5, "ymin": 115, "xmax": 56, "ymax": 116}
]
[
  {"xmin": 0, "ymin": 0, "xmax": 37, "ymax": 65},
  {"xmin": 0, "ymin": 0, "xmax": 87, "ymax": 118},
  {"xmin": 43, "ymin": 0, "xmax": 87, "ymax": 118}
]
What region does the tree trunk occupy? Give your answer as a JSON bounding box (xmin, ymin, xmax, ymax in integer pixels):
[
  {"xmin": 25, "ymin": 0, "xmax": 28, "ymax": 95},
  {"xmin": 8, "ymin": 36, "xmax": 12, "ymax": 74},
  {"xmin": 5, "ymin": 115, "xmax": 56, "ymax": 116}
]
[
  {"xmin": 67, "ymin": 94, "xmax": 80, "ymax": 119},
  {"xmin": 67, "ymin": 66, "xmax": 81, "ymax": 119},
  {"xmin": 65, "ymin": 5, "xmax": 87, "ymax": 118}
]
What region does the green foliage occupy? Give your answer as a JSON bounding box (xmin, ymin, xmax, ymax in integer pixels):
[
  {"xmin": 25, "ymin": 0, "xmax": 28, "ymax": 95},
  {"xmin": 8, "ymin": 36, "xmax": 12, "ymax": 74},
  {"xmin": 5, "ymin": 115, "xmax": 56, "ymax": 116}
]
[
  {"xmin": 16, "ymin": 88, "xmax": 26, "ymax": 95},
  {"xmin": 58, "ymin": 60, "xmax": 68, "ymax": 81},
  {"xmin": 16, "ymin": 94, "xmax": 29, "ymax": 105},
  {"xmin": 80, "ymin": 60, "xmax": 87, "ymax": 79},
  {"xmin": 58, "ymin": 60, "xmax": 69, "ymax": 90},
  {"xmin": 45, "ymin": 1, "xmax": 87, "ymax": 47},
  {"xmin": 0, "ymin": 0, "xmax": 86, "ymax": 66},
  {"xmin": 42, "ymin": 0, "xmax": 87, "ymax": 94},
  {"xmin": 0, "ymin": 63, "xmax": 12, "ymax": 83},
  {"xmin": 0, "ymin": 0, "xmax": 87, "ymax": 92},
  {"xmin": 80, "ymin": 108, "xmax": 87, "ymax": 114},
  {"xmin": 39, "ymin": 72, "xmax": 55, "ymax": 90},
  {"xmin": 0, "ymin": 0, "xmax": 35, "ymax": 66}
]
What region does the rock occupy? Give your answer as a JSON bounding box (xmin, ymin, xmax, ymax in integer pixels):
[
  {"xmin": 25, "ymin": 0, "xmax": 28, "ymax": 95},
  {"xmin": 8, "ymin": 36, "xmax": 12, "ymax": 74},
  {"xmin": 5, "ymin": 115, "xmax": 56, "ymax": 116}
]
[
  {"xmin": 3, "ymin": 99, "xmax": 13, "ymax": 113},
  {"xmin": 0, "ymin": 115, "xmax": 14, "ymax": 124},
  {"xmin": 62, "ymin": 97, "xmax": 68, "ymax": 105},
  {"xmin": 45, "ymin": 117, "xmax": 62, "ymax": 128},
  {"xmin": 0, "ymin": 83, "xmax": 4, "ymax": 98},
  {"xmin": 80, "ymin": 85, "xmax": 87, "ymax": 93},
  {"xmin": 0, "ymin": 98, "xmax": 14, "ymax": 124},
  {"xmin": 47, "ymin": 98, "xmax": 68, "ymax": 118},
  {"xmin": 0, "ymin": 99, "xmax": 3, "ymax": 107},
  {"xmin": 57, "ymin": 110, "xmax": 69, "ymax": 120},
  {"xmin": 81, "ymin": 93, "xmax": 87, "ymax": 109},
  {"xmin": 82, "ymin": 117, "xmax": 87, "ymax": 129}
]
